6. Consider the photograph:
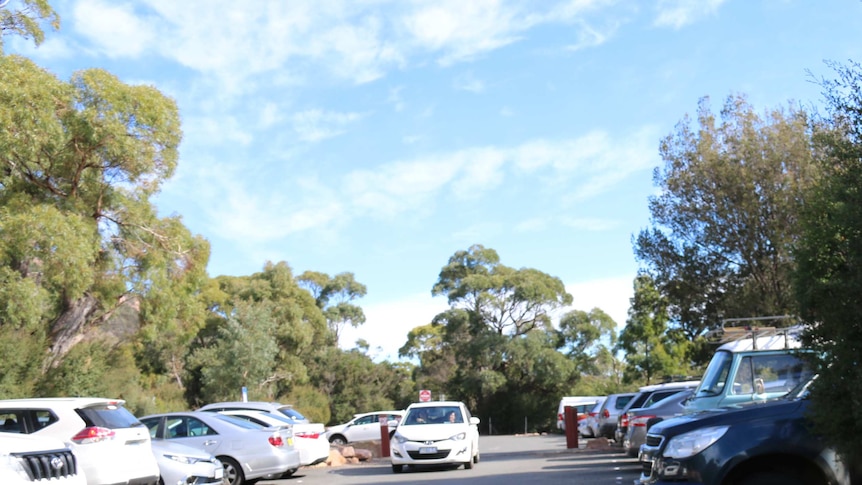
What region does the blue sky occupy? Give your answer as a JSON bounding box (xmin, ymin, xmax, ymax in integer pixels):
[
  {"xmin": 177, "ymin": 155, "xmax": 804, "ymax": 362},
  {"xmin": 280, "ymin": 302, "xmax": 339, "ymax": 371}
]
[{"xmin": 8, "ymin": 0, "xmax": 862, "ymax": 361}]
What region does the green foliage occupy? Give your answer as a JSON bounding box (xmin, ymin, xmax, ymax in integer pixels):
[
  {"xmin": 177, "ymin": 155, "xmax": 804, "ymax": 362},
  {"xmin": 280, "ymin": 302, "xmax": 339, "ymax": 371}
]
[
  {"xmin": 38, "ymin": 341, "xmax": 111, "ymax": 397},
  {"xmin": 0, "ymin": 0, "xmax": 59, "ymax": 52},
  {"xmin": 793, "ymin": 60, "xmax": 862, "ymax": 461},
  {"xmin": 558, "ymin": 307, "xmax": 618, "ymax": 376},
  {"xmin": 635, "ymin": 94, "xmax": 818, "ymax": 366},
  {"xmin": 297, "ymin": 270, "xmax": 367, "ymax": 343},
  {"xmin": 618, "ymin": 274, "xmax": 691, "ymax": 384},
  {"xmin": 188, "ymin": 302, "xmax": 280, "ymax": 403},
  {"xmin": 281, "ymin": 384, "xmax": 331, "ymax": 425}
]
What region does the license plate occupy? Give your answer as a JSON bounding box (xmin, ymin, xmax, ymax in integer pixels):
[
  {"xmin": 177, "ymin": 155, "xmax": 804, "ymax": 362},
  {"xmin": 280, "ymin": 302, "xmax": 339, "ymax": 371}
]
[
  {"xmin": 419, "ymin": 446, "xmax": 437, "ymax": 454},
  {"xmin": 288, "ymin": 438, "xmax": 294, "ymax": 446},
  {"xmin": 214, "ymin": 468, "xmax": 224, "ymax": 479}
]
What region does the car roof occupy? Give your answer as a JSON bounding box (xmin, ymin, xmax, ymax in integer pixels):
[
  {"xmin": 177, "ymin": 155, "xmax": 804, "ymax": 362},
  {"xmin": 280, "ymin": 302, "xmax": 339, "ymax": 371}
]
[
  {"xmin": 406, "ymin": 401, "xmax": 465, "ymax": 409},
  {"xmin": 353, "ymin": 410, "xmax": 404, "ymax": 418},
  {"xmin": 199, "ymin": 401, "xmax": 293, "ymax": 409},
  {"xmin": 638, "ymin": 380, "xmax": 700, "ymax": 392},
  {"xmin": 0, "ymin": 397, "xmax": 127, "ymax": 408}
]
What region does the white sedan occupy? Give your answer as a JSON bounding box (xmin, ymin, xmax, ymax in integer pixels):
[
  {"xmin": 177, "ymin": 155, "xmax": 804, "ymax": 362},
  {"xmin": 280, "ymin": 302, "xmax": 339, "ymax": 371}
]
[
  {"xmin": 390, "ymin": 401, "xmax": 480, "ymax": 473},
  {"xmin": 211, "ymin": 409, "xmax": 330, "ymax": 467}
]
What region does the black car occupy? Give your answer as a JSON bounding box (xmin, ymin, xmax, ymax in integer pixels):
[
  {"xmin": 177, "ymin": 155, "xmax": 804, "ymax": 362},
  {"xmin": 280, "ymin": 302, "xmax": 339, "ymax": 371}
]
[{"xmin": 637, "ymin": 377, "xmax": 856, "ymax": 485}]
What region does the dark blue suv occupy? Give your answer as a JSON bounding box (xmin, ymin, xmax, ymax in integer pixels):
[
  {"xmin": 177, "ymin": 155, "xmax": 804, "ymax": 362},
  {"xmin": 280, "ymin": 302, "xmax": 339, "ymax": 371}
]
[{"xmin": 637, "ymin": 377, "xmax": 857, "ymax": 485}]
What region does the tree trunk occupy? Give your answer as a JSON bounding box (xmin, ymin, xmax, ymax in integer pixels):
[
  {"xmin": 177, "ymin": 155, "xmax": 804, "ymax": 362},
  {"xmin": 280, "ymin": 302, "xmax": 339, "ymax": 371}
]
[{"xmin": 46, "ymin": 295, "xmax": 99, "ymax": 371}]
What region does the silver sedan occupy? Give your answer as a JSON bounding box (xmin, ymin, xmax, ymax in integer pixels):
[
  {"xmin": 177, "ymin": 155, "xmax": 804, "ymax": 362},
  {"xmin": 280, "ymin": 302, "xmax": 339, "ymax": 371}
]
[{"xmin": 140, "ymin": 411, "xmax": 301, "ymax": 485}]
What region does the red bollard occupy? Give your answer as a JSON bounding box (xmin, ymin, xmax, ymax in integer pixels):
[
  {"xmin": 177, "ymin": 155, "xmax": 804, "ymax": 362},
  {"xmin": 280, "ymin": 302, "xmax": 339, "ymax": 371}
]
[
  {"xmin": 564, "ymin": 405, "xmax": 578, "ymax": 449},
  {"xmin": 379, "ymin": 416, "xmax": 391, "ymax": 457}
]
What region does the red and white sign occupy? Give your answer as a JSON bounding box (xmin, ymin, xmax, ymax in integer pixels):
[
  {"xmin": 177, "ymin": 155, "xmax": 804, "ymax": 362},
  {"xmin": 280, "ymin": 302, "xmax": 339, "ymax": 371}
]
[{"xmin": 419, "ymin": 389, "xmax": 431, "ymax": 402}]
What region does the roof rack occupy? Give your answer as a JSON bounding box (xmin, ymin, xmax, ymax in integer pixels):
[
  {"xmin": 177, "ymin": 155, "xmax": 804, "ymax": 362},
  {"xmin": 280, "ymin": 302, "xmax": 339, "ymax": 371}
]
[{"xmin": 705, "ymin": 315, "xmax": 802, "ymax": 349}]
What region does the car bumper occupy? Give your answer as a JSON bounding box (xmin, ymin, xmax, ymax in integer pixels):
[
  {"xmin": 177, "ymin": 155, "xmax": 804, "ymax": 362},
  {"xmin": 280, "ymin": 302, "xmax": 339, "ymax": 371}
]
[
  {"xmin": 390, "ymin": 438, "xmax": 473, "ymax": 466},
  {"xmin": 157, "ymin": 457, "xmax": 224, "ymax": 485},
  {"xmin": 73, "ymin": 442, "xmax": 160, "ymax": 485},
  {"xmin": 296, "ymin": 436, "xmax": 330, "ymax": 466}
]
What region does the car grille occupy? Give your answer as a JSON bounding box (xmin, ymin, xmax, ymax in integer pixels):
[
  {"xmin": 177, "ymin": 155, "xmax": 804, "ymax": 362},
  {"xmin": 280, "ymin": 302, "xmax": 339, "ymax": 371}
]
[
  {"xmin": 642, "ymin": 461, "xmax": 652, "ymax": 476},
  {"xmin": 645, "ymin": 434, "xmax": 663, "ymax": 447},
  {"xmin": 407, "ymin": 450, "xmax": 450, "ymax": 460},
  {"xmin": 14, "ymin": 449, "xmax": 78, "ymax": 481}
]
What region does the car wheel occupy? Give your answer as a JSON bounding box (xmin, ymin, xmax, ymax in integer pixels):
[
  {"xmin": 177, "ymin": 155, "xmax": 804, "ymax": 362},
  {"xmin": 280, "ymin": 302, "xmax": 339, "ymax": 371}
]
[
  {"xmin": 281, "ymin": 468, "xmax": 297, "ymax": 478},
  {"xmin": 473, "ymin": 450, "xmax": 480, "ymax": 464},
  {"xmin": 392, "ymin": 464, "xmax": 403, "ymax": 473},
  {"xmin": 329, "ymin": 435, "xmax": 347, "ymax": 445},
  {"xmin": 737, "ymin": 472, "xmax": 817, "ymax": 485},
  {"xmin": 220, "ymin": 456, "xmax": 245, "ymax": 485}
]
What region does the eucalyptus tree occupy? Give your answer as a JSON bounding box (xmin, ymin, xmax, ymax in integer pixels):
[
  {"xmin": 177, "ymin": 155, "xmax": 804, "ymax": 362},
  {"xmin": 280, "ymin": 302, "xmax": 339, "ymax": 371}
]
[
  {"xmin": 0, "ymin": 0, "xmax": 58, "ymax": 52},
  {"xmin": 794, "ymin": 60, "xmax": 862, "ymax": 463},
  {"xmin": 0, "ymin": 53, "xmax": 210, "ymax": 397},
  {"xmin": 297, "ymin": 270, "xmax": 367, "ymax": 344},
  {"xmin": 557, "ymin": 307, "xmax": 618, "ymax": 376},
  {"xmin": 635, "ymin": 94, "xmax": 819, "ymax": 365},
  {"xmin": 617, "ymin": 274, "xmax": 691, "ymax": 385}
]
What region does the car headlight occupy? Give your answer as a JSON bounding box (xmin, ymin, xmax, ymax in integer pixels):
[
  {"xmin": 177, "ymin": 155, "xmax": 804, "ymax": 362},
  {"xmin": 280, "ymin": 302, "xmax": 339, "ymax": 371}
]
[
  {"xmin": 164, "ymin": 453, "xmax": 201, "ymax": 464},
  {"xmin": 393, "ymin": 433, "xmax": 408, "ymax": 444},
  {"xmin": 449, "ymin": 432, "xmax": 466, "ymax": 441},
  {"xmin": 663, "ymin": 426, "xmax": 728, "ymax": 459}
]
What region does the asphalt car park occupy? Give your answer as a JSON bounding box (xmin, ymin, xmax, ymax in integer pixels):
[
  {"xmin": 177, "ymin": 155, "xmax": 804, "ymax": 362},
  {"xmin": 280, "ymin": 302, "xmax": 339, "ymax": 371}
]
[{"xmin": 257, "ymin": 434, "xmax": 641, "ymax": 485}]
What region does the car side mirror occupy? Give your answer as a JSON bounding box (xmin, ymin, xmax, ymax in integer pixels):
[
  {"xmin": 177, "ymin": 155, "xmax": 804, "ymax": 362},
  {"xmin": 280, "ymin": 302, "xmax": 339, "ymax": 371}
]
[{"xmin": 469, "ymin": 417, "xmax": 480, "ymax": 425}]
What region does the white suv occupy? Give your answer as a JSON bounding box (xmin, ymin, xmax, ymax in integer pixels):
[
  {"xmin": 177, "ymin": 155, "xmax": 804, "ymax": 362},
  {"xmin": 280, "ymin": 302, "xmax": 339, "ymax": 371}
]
[
  {"xmin": 0, "ymin": 398, "xmax": 159, "ymax": 485},
  {"xmin": 0, "ymin": 433, "xmax": 86, "ymax": 484}
]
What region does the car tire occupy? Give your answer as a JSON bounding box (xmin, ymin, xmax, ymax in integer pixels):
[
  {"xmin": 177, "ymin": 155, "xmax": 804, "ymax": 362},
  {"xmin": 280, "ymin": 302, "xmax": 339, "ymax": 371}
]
[
  {"xmin": 392, "ymin": 464, "xmax": 403, "ymax": 473},
  {"xmin": 473, "ymin": 450, "xmax": 480, "ymax": 464},
  {"xmin": 737, "ymin": 472, "xmax": 815, "ymax": 485},
  {"xmin": 329, "ymin": 435, "xmax": 347, "ymax": 445},
  {"xmin": 281, "ymin": 468, "xmax": 297, "ymax": 478},
  {"xmin": 220, "ymin": 456, "xmax": 245, "ymax": 485}
]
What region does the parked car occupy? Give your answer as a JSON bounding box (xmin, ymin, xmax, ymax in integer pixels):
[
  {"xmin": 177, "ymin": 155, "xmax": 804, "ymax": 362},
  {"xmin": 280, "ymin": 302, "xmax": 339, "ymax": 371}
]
[
  {"xmin": 578, "ymin": 400, "xmax": 605, "ymax": 438},
  {"xmin": 638, "ymin": 376, "xmax": 860, "ymax": 485},
  {"xmin": 686, "ymin": 319, "xmax": 812, "ymax": 412},
  {"xmin": 197, "ymin": 401, "xmax": 309, "ymax": 423},
  {"xmin": 0, "ymin": 398, "xmax": 160, "ymax": 485},
  {"xmin": 212, "ymin": 408, "xmax": 329, "ymax": 466},
  {"xmin": 595, "ymin": 392, "xmax": 636, "ymax": 439},
  {"xmin": 0, "ymin": 433, "xmax": 87, "ymax": 485},
  {"xmin": 140, "ymin": 411, "xmax": 301, "ymax": 485},
  {"xmin": 556, "ymin": 396, "xmax": 604, "ymax": 432},
  {"xmin": 326, "ymin": 410, "xmax": 405, "ymax": 445},
  {"xmin": 622, "ymin": 388, "xmax": 693, "ymax": 457},
  {"xmin": 151, "ymin": 438, "xmax": 224, "ymax": 485},
  {"xmin": 614, "ymin": 380, "xmax": 700, "ymax": 445},
  {"xmin": 390, "ymin": 401, "xmax": 480, "ymax": 473}
]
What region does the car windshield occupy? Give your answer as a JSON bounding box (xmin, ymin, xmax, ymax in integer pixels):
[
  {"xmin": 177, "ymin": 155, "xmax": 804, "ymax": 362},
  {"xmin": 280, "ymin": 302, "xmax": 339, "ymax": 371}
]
[
  {"xmin": 404, "ymin": 406, "xmax": 463, "ymax": 425},
  {"xmin": 695, "ymin": 350, "xmax": 733, "ymax": 397}
]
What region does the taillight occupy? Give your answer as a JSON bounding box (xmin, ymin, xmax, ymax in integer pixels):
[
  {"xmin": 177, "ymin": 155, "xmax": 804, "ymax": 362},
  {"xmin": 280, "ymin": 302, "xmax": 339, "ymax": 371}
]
[
  {"xmin": 588, "ymin": 412, "xmax": 597, "ymax": 418},
  {"xmin": 558, "ymin": 413, "xmax": 564, "ymax": 422},
  {"xmin": 71, "ymin": 426, "xmax": 115, "ymax": 444},
  {"xmin": 620, "ymin": 414, "xmax": 629, "ymax": 427},
  {"xmin": 602, "ymin": 409, "xmax": 609, "ymax": 419},
  {"xmin": 295, "ymin": 432, "xmax": 321, "ymax": 439},
  {"xmin": 632, "ymin": 415, "xmax": 656, "ymax": 427},
  {"xmin": 269, "ymin": 435, "xmax": 284, "ymax": 447}
]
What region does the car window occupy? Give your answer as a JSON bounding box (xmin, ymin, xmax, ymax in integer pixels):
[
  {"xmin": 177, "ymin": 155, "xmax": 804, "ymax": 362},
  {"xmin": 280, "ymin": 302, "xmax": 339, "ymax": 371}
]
[
  {"xmin": 615, "ymin": 395, "xmax": 634, "ymax": 410},
  {"xmin": 213, "ymin": 413, "xmax": 262, "ymax": 429},
  {"xmin": 354, "ymin": 415, "xmax": 375, "ymax": 425},
  {"xmin": 187, "ymin": 417, "xmax": 215, "ymax": 436},
  {"xmin": 0, "ymin": 412, "xmax": 21, "ymax": 433},
  {"xmin": 278, "ymin": 408, "xmax": 307, "ymax": 422},
  {"xmin": 76, "ymin": 403, "xmax": 143, "ymax": 429},
  {"xmin": 140, "ymin": 417, "xmax": 161, "ymax": 438}
]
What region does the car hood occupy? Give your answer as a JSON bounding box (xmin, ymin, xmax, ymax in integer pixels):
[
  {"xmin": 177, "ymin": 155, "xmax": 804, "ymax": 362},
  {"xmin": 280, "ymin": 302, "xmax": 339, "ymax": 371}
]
[
  {"xmin": 648, "ymin": 398, "xmax": 805, "ymax": 437},
  {"xmin": 0, "ymin": 433, "xmax": 69, "ymax": 454},
  {"xmin": 395, "ymin": 424, "xmax": 472, "ymax": 441},
  {"xmin": 151, "ymin": 438, "xmax": 216, "ymax": 460}
]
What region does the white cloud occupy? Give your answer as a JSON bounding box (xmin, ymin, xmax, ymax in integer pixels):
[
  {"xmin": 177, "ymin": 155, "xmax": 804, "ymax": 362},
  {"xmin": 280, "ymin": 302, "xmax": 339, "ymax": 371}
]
[
  {"xmin": 565, "ymin": 275, "xmax": 635, "ymax": 329},
  {"xmin": 654, "ymin": 0, "xmax": 727, "ymax": 29},
  {"xmin": 291, "ymin": 109, "xmax": 365, "ymax": 143},
  {"xmin": 72, "ymin": 0, "xmax": 156, "ymax": 58},
  {"xmin": 453, "ymin": 73, "xmax": 486, "ymax": 93},
  {"xmin": 339, "ymin": 294, "xmax": 450, "ymax": 362}
]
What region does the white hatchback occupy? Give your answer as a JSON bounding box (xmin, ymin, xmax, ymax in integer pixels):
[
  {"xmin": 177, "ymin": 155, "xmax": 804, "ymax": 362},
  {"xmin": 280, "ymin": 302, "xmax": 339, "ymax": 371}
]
[
  {"xmin": 390, "ymin": 401, "xmax": 479, "ymax": 473},
  {"xmin": 0, "ymin": 398, "xmax": 159, "ymax": 485}
]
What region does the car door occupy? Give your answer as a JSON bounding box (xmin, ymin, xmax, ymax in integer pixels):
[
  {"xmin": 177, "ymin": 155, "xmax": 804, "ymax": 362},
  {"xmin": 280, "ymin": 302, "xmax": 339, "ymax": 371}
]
[
  {"xmin": 160, "ymin": 416, "xmax": 224, "ymax": 456},
  {"xmin": 347, "ymin": 415, "xmax": 379, "ymax": 442}
]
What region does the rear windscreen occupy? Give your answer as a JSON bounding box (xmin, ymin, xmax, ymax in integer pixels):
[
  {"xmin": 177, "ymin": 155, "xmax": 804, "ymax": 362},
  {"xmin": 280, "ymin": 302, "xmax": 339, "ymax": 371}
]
[{"xmin": 76, "ymin": 404, "xmax": 143, "ymax": 429}]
